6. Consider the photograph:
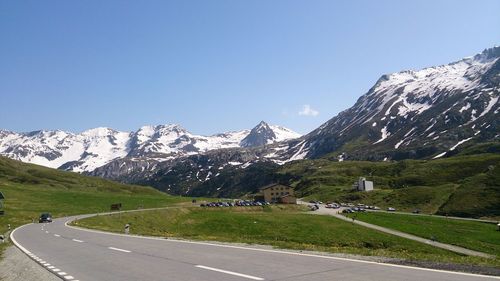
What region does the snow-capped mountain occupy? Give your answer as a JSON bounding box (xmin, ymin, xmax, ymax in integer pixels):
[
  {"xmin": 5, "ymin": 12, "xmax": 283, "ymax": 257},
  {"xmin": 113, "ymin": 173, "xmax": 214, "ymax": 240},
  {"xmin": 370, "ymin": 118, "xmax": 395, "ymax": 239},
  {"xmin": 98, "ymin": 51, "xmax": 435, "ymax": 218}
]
[
  {"xmin": 240, "ymin": 121, "xmax": 298, "ymax": 147},
  {"xmin": 281, "ymin": 46, "xmax": 500, "ymax": 161},
  {"xmin": 0, "ymin": 122, "xmax": 300, "ymax": 172},
  {"xmin": 2, "ymin": 46, "xmax": 498, "ymax": 197},
  {"xmin": 82, "ymin": 46, "xmax": 500, "ymax": 196}
]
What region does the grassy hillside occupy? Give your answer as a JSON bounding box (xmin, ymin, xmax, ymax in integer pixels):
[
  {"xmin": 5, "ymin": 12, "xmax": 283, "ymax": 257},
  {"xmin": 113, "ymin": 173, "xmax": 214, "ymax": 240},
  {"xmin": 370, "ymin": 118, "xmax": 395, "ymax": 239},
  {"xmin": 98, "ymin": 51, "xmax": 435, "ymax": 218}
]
[
  {"xmin": 277, "ymin": 154, "xmax": 500, "ymax": 218},
  {"xmin": 75, "ymin": 206, "xmax": 498, "ymax": 267},
  {"xmin": 0, "ymin": 156, "xmax": 187, "ymax": 255},
  {"xmin": 344, "ymin": 212, "xmax": 500, "ymax": 257}
]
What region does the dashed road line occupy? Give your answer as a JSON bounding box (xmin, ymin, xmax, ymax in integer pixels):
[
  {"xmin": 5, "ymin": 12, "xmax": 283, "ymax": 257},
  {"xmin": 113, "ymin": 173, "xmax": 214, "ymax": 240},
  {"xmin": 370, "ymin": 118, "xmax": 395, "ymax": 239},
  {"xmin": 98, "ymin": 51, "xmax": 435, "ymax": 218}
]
[
  {"xmin": 54, "ymin": 234, "xmax": 61, "ymax": 237},
  {"xmin": 108, "ymin": 246, "xmax": 131, "ymax": 253},
  {"xmin": 72, "ymin": 239, "xmax": 84, "ymax": 243},
  {"xmin": 66, "ymin": 216, "xmax": 500, "ymax": 280},
  {"xmin": 195, "ymin": 265, "xmax": 264, "ymax": 280}
]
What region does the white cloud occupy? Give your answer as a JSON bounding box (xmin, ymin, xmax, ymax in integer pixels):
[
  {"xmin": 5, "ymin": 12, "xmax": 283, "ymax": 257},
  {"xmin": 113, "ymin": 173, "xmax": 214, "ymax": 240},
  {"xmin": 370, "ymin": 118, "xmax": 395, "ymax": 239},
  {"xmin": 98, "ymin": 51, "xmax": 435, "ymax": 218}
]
[{"xmin": 298, "ymin": 104, "xmax": 319, "ymax": 117}]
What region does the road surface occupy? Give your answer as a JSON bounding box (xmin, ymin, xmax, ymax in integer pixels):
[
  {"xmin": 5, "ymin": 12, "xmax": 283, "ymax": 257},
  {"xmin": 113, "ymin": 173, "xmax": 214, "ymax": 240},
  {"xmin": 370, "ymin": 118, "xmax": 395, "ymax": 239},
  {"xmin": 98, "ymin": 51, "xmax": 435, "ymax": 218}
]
[{"xmin": 11, "ymin": 215, "xmax": 499, "ymax": 281}]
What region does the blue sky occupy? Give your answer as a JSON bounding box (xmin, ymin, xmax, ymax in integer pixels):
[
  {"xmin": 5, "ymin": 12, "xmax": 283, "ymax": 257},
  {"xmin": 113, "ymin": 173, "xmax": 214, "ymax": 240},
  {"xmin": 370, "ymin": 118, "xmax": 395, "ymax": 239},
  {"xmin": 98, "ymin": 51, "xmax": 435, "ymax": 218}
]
[{"xmin": 1, "ymin": 0, "xmax": 499, "ymax": 135}]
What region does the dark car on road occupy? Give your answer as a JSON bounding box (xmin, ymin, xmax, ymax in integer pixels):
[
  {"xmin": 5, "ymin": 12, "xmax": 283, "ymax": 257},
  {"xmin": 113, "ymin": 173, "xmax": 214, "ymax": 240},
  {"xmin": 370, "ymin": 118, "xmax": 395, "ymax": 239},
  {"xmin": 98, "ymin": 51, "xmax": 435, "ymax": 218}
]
[{"xmin": 39, "ymin": 213, "xmax": 52, "ymax": 223}]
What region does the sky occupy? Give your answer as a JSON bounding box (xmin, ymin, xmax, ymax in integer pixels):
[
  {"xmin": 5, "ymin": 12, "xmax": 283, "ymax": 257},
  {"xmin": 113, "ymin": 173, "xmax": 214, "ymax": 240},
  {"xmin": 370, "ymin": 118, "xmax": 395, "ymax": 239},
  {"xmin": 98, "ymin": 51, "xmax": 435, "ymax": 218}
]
[{"xmin": 0, "ymin": 0, "xmax": 499, "ymax": 135}]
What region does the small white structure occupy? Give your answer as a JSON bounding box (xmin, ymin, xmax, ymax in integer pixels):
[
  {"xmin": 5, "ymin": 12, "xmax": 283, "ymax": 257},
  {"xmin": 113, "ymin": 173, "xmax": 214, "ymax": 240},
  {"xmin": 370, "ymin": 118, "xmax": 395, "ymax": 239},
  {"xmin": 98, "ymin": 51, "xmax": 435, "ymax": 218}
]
[{"xmin": 353, "ymin": 177, "xmax": 374, "ymax": 192}]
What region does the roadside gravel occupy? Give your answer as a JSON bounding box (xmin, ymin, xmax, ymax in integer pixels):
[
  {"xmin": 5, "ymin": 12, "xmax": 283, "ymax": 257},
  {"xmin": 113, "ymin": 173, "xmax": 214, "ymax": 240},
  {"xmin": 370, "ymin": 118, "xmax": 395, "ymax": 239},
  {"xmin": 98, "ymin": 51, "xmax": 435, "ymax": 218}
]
[{"xmin": 0, "ymin": 246, "xmax": 60, "ymax": 281}]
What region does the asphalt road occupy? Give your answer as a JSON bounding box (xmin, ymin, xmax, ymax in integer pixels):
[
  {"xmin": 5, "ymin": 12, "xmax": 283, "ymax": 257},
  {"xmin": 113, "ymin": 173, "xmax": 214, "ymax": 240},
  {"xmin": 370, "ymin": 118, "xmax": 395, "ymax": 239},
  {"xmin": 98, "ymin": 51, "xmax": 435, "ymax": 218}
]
[{"xmin": 11, "ymin": 216, "xmax": 500, "ymax": 281}]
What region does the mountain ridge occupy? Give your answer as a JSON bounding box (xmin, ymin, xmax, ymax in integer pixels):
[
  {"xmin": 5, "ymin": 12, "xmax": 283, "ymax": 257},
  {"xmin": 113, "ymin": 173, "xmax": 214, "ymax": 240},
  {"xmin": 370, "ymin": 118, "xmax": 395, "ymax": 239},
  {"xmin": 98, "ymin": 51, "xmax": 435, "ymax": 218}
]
[
  {"xmin": 1, "ymin": 46, "xmax": 499, "ymax": 197},
  {"xmin": 0, "ymin": 121, "xmax": 300, "ymax": 173},
  {"xmin": 283, "ymin": 46, "xmax": 500, "ymax": 161}
]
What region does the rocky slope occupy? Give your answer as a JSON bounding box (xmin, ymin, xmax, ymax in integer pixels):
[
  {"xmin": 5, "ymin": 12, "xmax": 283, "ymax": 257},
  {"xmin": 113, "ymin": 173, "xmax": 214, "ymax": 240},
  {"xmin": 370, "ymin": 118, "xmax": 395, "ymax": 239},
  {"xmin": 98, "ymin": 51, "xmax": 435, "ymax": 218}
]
[{"xmin": 282, "ymin": 46, "xmax": 500, "ymax": 161}]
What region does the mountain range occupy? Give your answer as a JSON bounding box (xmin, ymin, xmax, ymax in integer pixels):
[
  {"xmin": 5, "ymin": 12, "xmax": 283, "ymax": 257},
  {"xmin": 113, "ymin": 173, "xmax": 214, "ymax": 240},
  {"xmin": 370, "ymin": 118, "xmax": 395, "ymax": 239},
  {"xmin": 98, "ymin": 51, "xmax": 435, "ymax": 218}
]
[
  {"xmin": 0, "ymin": 122, "xmax": 300, "ymax": 173},
  {"xmin": 1, "ymin": 46, "xmax": 499, "ymax": 196}
]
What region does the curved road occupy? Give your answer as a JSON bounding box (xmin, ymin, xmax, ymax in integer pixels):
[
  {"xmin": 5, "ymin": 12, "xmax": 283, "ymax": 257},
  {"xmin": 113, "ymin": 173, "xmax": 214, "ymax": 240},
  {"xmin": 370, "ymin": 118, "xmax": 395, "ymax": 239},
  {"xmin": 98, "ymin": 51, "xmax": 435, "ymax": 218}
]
[{"xmin": 11, "ymin": 215, "xmax": 500, "ymax": 281}]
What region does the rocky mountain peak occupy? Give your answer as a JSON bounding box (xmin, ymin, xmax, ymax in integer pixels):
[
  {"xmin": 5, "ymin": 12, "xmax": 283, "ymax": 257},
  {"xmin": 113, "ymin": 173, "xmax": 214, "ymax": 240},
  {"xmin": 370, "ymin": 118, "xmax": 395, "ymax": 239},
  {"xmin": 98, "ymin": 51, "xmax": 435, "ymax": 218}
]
[
  {"xmin": 472, "ymin": 46, "xmax": 500, "ymax": 62},
  {"xmin": 239, "ymin": 121, "xmax": 277, "ymax": 148}
]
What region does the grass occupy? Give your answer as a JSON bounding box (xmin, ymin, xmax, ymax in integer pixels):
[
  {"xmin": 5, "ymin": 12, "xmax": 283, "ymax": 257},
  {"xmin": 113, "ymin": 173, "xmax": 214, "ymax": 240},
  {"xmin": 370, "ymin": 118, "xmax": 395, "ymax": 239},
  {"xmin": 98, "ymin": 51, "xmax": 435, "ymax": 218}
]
[
  {"xmin": 345, "ymin": 212, "xmax": 500, "ymax": 257},
  {"xmin": 277, "ymin": 154, "xmax": 500, "ymax": 218},
  {"xmin": 0, "ymin": 156, "xmax": 190, "ymax": 257},
  {"xmin": 74, "ymin": 205, "xmax": 499, "ymax": 267}
]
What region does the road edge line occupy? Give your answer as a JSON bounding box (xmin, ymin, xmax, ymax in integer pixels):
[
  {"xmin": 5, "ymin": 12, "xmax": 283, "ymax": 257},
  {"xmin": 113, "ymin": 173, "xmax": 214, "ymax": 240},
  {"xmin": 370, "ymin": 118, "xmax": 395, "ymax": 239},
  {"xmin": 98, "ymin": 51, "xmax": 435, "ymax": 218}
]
[
  {"xmin": 10, "ymin": 224, "xmax": 66, "ymax": 281},
  {"xmin": 65, "ymin": 215, "xmax": 500, "ymax": 280}
]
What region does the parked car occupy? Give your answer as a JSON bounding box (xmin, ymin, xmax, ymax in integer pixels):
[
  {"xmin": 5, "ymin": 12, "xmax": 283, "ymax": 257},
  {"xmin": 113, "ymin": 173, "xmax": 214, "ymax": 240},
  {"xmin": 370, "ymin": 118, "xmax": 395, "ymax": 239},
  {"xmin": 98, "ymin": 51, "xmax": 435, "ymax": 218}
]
[
  {"xmin": 412, "ymin": 209, "xmax": 420, "ymax": 214},
  {"xmin": 387, "ymin": 207, "xmax": 396, "ymax": 212},
  {"xmin": 39, "ymin": 213, "xmax": 52, "ymax": 223},
  {"xmin": 342, "ymin": 208, "xmax": 354, "ymax": 213},
  {"xmin": 308, "ymin": 204, "xmax": 319, "ymax": 211},
  {"xmin": 373, "ymin": 206, "xmax": 381, "ymax": 210}
]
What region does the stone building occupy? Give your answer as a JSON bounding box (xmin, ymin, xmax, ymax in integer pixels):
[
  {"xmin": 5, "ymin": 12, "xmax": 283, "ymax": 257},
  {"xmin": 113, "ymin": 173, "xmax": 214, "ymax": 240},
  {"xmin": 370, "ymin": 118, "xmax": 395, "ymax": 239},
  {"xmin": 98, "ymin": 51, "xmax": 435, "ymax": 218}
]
[{"xmin": 259, "ymin": 183, "xmax": 297, "ymax": 204}]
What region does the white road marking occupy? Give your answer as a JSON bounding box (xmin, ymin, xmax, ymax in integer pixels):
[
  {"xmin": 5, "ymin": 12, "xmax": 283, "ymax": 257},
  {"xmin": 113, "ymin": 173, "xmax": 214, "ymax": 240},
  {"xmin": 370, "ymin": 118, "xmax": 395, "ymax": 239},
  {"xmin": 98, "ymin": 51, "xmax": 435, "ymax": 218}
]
[
  {"xmin": 108, "ymin": 247, "xmax": 131, "ymax": 253},
  {"xmin": 196, "ymin": 265, "xmax": 264, "ymax": 280},
  {"xmin": 45, "ymin": 231, "xmax": 49, "ymax": 234},
  {"xmin": 65, "ymin": 220, "xmax": 500, "ymax": 280},
  {"xmin": 9, "ymin": 225, "xmax": 79, "ymax": 281},
  {"xmin": 54, "ymin": 234, "xmax": 61, "ymax": 237},
  {"xmin": 58, "ymin": 272, "xmax": 67, "ymax": 275},
  {"xmin": 72, "ymin": 239, "xmax": 84, "ymax": 243}
]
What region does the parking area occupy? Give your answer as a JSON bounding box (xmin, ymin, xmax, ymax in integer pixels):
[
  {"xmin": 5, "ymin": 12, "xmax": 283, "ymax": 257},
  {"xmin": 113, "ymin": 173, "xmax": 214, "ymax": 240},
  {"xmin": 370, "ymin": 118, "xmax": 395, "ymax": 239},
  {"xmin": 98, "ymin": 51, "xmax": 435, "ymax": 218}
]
[{"xmin": 200, "ymin": 200, "xmax": 271, "ymax": 208}]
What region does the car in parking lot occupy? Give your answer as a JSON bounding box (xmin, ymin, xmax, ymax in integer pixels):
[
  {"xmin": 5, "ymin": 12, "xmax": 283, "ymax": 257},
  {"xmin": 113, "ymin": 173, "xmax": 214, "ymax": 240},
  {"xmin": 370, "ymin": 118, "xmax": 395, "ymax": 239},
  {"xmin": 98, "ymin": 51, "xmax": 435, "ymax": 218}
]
[
  {"xmin": 308, "ymin": 204, "xmax": 320, "ymax": 211},
  {"xmin": 354, "ymin": 207, "xmax": 366, "ymax": 212},
  {"xmin": 325, "ymin": 203, "xmax": 339, "ymax": 209},
  {"xmin": 39, "ymin": 213, "xmax": 52, "ymax": 223},
  {"xmin": 387, "ymin": 207, "xmax": 396, "ymax": 212}
]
